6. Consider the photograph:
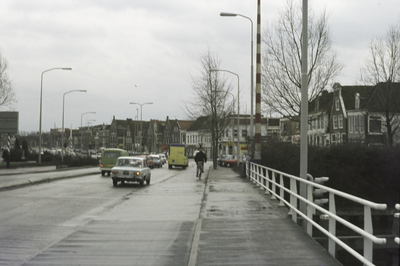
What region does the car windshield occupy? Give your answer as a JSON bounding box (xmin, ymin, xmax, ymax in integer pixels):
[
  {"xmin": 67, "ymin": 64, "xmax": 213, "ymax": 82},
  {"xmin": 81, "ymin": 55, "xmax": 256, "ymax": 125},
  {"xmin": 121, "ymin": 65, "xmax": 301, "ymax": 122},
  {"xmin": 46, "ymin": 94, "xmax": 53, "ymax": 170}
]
[{"xmin": 117, "ymin": 159, "xmax": 142, "ymax": 168}]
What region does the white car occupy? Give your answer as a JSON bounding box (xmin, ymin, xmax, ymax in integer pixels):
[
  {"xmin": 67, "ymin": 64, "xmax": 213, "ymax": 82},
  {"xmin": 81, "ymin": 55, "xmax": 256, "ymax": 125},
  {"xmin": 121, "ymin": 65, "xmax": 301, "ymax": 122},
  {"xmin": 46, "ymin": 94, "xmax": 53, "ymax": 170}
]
[{"xmin": 111, "ymin": 157, "xmax": 151, "ymax": 187}]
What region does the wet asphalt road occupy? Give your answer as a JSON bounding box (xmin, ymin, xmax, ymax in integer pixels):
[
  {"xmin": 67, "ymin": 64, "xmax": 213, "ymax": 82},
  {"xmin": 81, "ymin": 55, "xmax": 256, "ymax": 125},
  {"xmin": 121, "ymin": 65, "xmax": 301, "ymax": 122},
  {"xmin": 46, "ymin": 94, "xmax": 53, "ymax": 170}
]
[
  {"xmin": 0, "ymin": 163, "xmax": 208, "ymax": 266},
  {"xmin": 0, "ymin": 163, "xmax": 341, "ymax": 266}
]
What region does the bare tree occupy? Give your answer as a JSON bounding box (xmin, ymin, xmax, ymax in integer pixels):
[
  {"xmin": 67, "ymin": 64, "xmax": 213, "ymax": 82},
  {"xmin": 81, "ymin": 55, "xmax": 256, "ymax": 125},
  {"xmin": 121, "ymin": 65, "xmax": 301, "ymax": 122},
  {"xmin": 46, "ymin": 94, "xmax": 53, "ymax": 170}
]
[
  {"xmin": 184, "ymin": 49, "xmax": 235, "ymax": 168},
  {"xmin": 0, "ymin": 51, "xmax": 16, "ymax": 108},
  {"xmin": 360, "ymin": 23, "xmax": 400, "ymax": 146},
  {"xmin": 261, "ymin": 0, "xmax": 342, "ymax": 119}
]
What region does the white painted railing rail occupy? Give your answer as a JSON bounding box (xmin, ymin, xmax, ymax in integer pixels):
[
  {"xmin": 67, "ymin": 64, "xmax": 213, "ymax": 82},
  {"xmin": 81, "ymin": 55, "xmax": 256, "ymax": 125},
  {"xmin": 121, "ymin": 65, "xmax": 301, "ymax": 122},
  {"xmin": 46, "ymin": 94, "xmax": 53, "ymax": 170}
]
[{"xmin": 247, "ymin": 161, "xmax": 389, "ymax": 266}]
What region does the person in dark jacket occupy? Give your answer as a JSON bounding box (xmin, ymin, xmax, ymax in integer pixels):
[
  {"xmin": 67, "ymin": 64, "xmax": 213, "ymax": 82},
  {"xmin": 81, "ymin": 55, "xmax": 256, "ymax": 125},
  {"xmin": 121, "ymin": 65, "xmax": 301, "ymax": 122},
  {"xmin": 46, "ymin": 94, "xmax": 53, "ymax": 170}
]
[{"xmin": 194, "ymin": 149, "xmax": 207, "ymax": 174}]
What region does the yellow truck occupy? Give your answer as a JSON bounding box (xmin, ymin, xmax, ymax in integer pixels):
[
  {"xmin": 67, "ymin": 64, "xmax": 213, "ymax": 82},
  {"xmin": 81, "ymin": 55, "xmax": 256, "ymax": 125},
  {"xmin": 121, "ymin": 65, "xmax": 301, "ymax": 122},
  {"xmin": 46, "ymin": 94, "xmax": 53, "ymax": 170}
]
[{"xmin": 168, "ymin": 144, "xmax": 188, "ymax": 169}]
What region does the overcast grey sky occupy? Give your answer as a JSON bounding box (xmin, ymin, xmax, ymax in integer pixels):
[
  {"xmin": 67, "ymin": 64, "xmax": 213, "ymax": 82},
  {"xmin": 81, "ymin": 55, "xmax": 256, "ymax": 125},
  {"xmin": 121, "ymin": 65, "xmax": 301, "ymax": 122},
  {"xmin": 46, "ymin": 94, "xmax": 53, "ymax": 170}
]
[{"xmin": 0, "ymin": 0, "xmax": 399, "ymax": 133}]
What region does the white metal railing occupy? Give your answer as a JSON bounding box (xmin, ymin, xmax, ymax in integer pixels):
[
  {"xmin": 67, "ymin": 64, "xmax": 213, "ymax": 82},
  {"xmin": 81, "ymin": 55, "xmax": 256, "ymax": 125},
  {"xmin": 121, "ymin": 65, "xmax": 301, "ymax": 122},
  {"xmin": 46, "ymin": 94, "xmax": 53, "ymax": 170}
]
[{"xmin": 247, "ymin": 161, "xmax": 390, "ymax": 266}]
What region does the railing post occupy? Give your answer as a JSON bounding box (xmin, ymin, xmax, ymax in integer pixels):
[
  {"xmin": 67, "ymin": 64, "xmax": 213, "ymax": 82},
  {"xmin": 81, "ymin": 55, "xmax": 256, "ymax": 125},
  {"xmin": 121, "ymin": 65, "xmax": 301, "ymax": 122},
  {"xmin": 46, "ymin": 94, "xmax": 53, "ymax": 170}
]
[
  {"xmin": 257, "ymin": 165, "xmax": 262, "ymax": 186},
  {"xmin": 328, "ymin": 192, "xmax": 336, "ymax": 257},
  {"xmin": 260, "ymin": 166, "xmax": 265, "ymax": 190},
  {"xmin": 394, "ymin": 204, "xmax": 399, "ymax": 245},
  {"xmin": 279, "ymin": 174, "xmax": 285, "ymax": 206},
  {"xmin": 271, "ymin": 171, "xmax": 277, "ymax": 200},
  {"xmin": 289, "ymin": 176, "xmax": 297, "ymax": 221},
  {"xmin": 265, "ymin": 169, "xmax": 270, "ymax": 195},
  {"xmin": 364, "ymin": 205, "xmax": 373, "ymax": 263},
  {"xmin": 306, "ymin": 181, "xmax": 313, "ymax": 236}
]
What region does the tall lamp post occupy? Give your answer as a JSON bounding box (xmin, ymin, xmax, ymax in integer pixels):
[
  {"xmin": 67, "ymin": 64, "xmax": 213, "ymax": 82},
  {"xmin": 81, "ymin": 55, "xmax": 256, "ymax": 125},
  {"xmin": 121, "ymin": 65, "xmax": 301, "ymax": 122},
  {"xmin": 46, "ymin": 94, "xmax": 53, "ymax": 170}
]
[
  {"xmin": 210, "ymin": 69, "xmax": 240, "ymax": 156},
  {"xmin": 220, "ymin": 12, "xmax": 254, "ymax": 156},
  {"xmin": 130, "ymin": 102, "xmax": 153, "ymax": 151},
  {"xmin": 62, "ymin": 90, "xmax": 87, "ymax": 162},
  {"xmin": 39, "ymin": 67, "xmax": 72, "ymax": 164},
  {"xmin": 226, "ymin": 91, "xmax": 235, "ymax": 155},
  {"xmin": 81, "ymin": 112, "xmax": 96, "ymax": 149}
]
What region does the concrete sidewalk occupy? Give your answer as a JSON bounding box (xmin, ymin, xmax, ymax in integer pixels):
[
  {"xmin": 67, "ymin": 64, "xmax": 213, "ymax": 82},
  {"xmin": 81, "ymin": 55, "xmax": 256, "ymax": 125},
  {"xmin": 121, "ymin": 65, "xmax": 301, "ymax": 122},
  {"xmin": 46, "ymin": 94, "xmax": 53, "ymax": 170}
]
[
  {"xmin": 0, "ymin": 165, "xmax": 57, "ymax": 175},
  {"xmin": 192, "ymin": 166, "xmax": 342, "ymax": 266}
]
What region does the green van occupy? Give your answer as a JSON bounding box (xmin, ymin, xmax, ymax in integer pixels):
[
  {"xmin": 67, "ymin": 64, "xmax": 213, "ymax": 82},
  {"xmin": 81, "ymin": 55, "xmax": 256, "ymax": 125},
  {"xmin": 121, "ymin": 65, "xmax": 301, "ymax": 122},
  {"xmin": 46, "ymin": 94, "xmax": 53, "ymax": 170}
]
[{"xmin": 100, "ymin": 148, "xmax": 129, "ymax": 176}]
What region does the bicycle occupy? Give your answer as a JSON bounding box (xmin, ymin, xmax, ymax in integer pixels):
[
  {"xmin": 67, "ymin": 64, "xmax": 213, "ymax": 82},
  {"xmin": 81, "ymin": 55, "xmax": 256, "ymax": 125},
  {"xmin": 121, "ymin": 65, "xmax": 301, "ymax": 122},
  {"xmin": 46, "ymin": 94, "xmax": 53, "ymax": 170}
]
[{"xmin": 196, "ymin": 161, "xmax": 204, "ymax": 180}]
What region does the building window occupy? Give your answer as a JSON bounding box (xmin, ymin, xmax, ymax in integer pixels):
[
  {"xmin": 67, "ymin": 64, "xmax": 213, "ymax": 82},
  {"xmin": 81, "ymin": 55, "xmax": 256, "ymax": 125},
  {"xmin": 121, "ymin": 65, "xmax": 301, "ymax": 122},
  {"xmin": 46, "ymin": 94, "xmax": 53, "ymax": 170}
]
[
  {"xmin": 355, "ymin": 116, "xmax": 359, "ymax": 133},
  {"xmin": 359, "ymin": 115, "xmax": 364, "ymax": 133},
  {"xmin": 242, "ymin": 130, "xmax": 247, "ymax": 138},
  {"xmin": 335, "ymin": 98, "xmax": 340, "ymax": 111},
  {"xmin": 369, "ymin": 116, "xmax": 381, "ymax": 133},
  {"xmin": 282, "ymin": 123, "xmax": 287, "ymax": 132},
  {"xmin": 338, "ymin": 114, "xmax": 343, "ymax": 129},
  {"xmin": 333, "ymin": 115, "xmax": 338, "ymax": 129},
  {"xmin": 349, "ymin": 116, "xmax": 354, "ymax": 133},
  {"xmin": 234, "ymin": 129, "xmax": 238, "ymax": 137}
]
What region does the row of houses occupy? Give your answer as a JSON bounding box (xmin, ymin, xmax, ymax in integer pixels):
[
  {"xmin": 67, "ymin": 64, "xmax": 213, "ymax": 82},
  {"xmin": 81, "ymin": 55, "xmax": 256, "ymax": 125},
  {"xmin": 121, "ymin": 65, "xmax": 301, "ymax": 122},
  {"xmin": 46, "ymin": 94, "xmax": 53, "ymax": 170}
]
[
  {"xmin": 281, "ymin": 82, "xmax": 400, "ymax": 146},
  {"xmin": 22, "ymin": 82, "xmax": 400, "ymax": 158}
]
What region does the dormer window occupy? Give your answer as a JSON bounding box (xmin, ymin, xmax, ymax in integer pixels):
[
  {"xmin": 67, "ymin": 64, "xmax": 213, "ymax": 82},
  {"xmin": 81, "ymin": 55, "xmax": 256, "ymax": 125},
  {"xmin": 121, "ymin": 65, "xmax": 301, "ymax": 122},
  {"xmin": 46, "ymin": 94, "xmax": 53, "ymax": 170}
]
[
  {"xmin": 355, "ymin": 93, "xmax": 360, "ymax": 110},
  {"xmin": 335, "ymin": 98, "xmax": 340, "ymax": 111}
]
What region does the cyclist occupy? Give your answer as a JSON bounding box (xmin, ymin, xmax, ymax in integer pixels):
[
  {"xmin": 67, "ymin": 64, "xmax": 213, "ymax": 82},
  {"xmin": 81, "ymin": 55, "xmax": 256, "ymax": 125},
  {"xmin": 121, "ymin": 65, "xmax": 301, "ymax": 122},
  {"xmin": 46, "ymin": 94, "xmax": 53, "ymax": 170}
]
[{"xmin": 194, "ymin": 148, "xmax": 207, "ymax": 177}]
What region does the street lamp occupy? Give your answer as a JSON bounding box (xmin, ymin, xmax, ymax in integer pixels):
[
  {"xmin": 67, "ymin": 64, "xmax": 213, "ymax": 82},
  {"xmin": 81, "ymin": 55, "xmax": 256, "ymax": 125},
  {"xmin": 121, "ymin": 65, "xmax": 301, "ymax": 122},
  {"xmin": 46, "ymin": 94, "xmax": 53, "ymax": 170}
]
[
  {"xmin": 220, "ymin": 12, "xmax": 254, "ymax": 154},
  {"xmin": 61, "ymin": 90, "xmax": 87, "ymax": 162},
  {"xmin": 130, "ymin": 102, "xmax": 153, "ymax": 151},
  {"xmin": 210, "ymin": 69, "xmax": 240, "ymax": 157},
  {"xmin": 81, "ymin": 112, "xmax": 96, "ymax": 149},
  {"xmin": 226, "ymin": 91, "xmax": 235, "ymax": 155},
  {"xmin": 39, "ymin": 67, "xmax": 72, "ymax": 164}
]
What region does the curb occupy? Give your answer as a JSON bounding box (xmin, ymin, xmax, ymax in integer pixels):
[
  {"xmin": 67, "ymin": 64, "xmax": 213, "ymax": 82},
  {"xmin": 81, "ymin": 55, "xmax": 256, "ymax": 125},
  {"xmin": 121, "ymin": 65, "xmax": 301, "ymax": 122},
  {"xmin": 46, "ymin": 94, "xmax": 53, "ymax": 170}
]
[{"xmin": 0, "ymin": 170, "xmax": 99, "ymax": 191}]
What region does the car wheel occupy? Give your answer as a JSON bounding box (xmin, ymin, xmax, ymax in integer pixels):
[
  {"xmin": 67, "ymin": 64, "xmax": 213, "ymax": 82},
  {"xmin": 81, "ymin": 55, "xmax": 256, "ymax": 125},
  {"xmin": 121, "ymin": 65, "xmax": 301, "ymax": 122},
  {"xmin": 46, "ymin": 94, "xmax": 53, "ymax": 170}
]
[
  {"xmin": 146, "ymin": 178, "xmax": 150, "ymax": 185},
  {"xmin": 113, "ymin": 179, "xmax": 117, "ymax": 186},
  {"xmin": 169, "ymin": 165, "xmax": 172, "ymax": 169},
  {"xmin": 140, "ymin": 180, "xmax": 144, "ymax": 186},
  {"xmin": 101, "ymin": 171, "xmax": 105, "ymax": 176},
  {"xmin": 226, "ymin": 163, "xmax": 230, "ymax": 167}
]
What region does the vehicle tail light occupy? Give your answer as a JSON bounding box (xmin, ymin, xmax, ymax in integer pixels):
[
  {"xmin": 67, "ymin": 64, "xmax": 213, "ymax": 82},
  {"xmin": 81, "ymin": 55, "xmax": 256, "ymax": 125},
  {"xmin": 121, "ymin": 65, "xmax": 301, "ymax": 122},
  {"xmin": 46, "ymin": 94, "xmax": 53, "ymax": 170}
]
[
  {"xmin": 134, "ymin": 172, "xmax": 139, "ymax": 176},
  {"xmin": 112, "ymin": 170, "xmax": 118, "ymax": 174},
  {"xmin": 100, "ymin": 163, "xmax": 103, "ymax": 168}
]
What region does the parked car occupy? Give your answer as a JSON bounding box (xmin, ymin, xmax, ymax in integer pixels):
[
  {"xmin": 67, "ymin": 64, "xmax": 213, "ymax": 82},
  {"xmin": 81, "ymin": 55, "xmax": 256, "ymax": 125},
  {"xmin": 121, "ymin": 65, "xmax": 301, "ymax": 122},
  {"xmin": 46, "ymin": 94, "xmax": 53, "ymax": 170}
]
[
  {"xmin": 111, "ymin": 157, "xmax": 151, "ymax": 186},
  {"xmin": 218, "ymin": 155, "xmax": 233, "ymax": 166},
  {"xmin": 221, "ymin": 155, "xmax": 237, "ymax": 167}
]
